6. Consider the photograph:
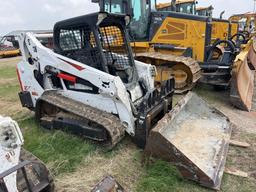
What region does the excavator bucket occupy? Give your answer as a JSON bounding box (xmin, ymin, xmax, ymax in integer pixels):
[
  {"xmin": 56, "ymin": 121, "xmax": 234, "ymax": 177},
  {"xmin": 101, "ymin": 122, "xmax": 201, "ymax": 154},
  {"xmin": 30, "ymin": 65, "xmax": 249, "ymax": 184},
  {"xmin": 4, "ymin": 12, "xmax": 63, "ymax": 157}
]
[
  {"xmin": 230, "ymin": 38, "xmax": 256, "ymax": 111},
  {"xmin": 145, "ymin": 92, "xmax": 232, "ymax": 190}
]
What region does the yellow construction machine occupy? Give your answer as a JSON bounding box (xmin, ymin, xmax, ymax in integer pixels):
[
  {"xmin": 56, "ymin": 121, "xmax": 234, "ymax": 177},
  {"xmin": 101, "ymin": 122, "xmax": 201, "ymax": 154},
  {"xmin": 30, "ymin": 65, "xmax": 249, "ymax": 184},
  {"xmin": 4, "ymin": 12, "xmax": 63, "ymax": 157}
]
[
  {"xmin": 156, "ymin": 0, "xmax": 237, "ymax": 42},
  {"xmin": 229, "ymin": 12, "xmax": 256, "ymax": 38},
  {"xmin": 0, "ymin": 35, "xmax": 20, "ymax": 58},
  {"xmin": 94, "ymin": 0, "xmax": 247, "ymax": 90},
  {"xmin": 95, "ymin": 0, "xmax": 202, "ymax": 93},
  {"xmin": 93, "ymin": 0, "xmax": 256, "ymax": 111},
  {"xmin": 230, "ymin": 36, "xmax": 256, "ymax": 111}
]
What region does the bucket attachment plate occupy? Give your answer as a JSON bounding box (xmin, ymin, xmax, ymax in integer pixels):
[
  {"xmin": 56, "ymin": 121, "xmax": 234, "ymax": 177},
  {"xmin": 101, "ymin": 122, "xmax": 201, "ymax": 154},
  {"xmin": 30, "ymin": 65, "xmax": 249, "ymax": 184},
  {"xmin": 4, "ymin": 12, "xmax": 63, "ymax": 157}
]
[
  {"xmin": 145, "ymin": 92, "xmax": 232, "ymax": 190},
  {"xmin": 230, "ymin": 38, "xmax": 256, "ymax": 111},
  {"xmin": 91, "ymin": 175, "xmax": 124, "ymax": 192}
]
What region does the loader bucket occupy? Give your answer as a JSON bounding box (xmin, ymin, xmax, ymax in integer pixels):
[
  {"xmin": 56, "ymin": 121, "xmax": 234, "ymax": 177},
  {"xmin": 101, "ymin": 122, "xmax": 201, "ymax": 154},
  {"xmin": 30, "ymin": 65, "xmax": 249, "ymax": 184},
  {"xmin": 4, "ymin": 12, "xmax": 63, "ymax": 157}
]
[
  {"xmin": 230, "ymin": 38, "xmax": 256, "ymax": 111},
  {"xmin": 145, "ymin": 92, "xmax": 232, "ymax": 190}
]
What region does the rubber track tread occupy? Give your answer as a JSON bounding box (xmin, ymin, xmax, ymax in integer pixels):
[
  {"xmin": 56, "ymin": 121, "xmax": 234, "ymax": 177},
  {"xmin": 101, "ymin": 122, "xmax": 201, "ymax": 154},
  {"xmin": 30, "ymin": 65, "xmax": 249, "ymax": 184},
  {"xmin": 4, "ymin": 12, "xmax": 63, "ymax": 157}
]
[{"xmin": 38, "ymin": 91, "xmax": 126, "ymax": 149}]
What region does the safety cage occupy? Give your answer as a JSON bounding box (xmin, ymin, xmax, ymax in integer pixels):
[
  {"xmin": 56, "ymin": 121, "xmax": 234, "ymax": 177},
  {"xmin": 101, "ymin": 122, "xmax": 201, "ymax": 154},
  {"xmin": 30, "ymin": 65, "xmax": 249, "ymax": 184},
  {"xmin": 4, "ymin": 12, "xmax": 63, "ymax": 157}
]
[{"xmin": 54, "ymin": 13, "xmax": 135, "ymax": 84}]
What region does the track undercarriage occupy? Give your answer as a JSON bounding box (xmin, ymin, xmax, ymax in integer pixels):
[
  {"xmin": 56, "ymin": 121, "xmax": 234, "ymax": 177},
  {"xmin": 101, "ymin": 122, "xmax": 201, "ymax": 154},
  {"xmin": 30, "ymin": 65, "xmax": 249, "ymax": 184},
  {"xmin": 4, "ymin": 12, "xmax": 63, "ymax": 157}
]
[
  {"xmin": 135, "ymin": 52, "xmax": 201, "ymax": 94},
  {"xmin": 35, "ymin": 91, "xmax": 126, "ymax": 149}
]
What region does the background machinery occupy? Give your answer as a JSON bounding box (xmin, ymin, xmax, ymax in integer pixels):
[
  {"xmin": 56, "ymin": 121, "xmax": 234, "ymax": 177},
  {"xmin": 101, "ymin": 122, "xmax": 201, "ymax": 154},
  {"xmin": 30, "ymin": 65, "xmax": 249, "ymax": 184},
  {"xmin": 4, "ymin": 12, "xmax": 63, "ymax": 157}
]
[
  {"xmin": 93, "ymin": 0, "xmax": 256, "ymax": 111},
  {"xmin": 196, "ymin": 5, "xmax": 213, "ymax": 17},
  {"xmin": 0, "ymin": 36, "xmax": 20, "ymax": 58},
  {"xmin": 17, "ymin": 12, "xmax": 232, "ymax": 189},
  {"xmin": 229, "ymin": 12, "xmax": 256, "ymax": 37},
  {"xmin": 156, "ymin": 0, "xmax": 237, "ymax": 42},
  {"xmin": 157, "ymin": 0, "xmax": 197, "ymax": 15},
  {"xmin": 0, "ymin": 116, "xmax": 54, "ymax": 192},
  {"xmin": 98, "ymin": 0, "xmax": 202, "ymax": 93}
]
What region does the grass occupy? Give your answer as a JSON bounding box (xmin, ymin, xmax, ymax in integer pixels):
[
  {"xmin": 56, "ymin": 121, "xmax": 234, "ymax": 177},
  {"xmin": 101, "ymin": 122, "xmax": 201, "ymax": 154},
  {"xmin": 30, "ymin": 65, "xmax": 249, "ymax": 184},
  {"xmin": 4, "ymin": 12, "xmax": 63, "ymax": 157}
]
[
  {"xmin": 0, "ymin": 66, "xmax": 17, "ymax": 79},
  {"xmin": 0, "ymin": 84, "xmax": 20, "ymax": 101},
  {"xmin": 136, "ymin": 160, "xmax": 213, "ymax": 192},
  {"xmin": 136, "ymin": 161, "xmax": 184, "ymax": 192},
  {"xmin": 20, "ymin": 118, "xmax": 96, "ymax": 176}
]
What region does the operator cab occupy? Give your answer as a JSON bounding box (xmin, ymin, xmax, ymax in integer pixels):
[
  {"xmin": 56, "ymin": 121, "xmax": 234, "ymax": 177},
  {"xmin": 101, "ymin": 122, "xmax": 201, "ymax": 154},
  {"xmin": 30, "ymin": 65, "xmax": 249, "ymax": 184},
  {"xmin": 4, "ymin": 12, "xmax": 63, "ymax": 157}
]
[
  {"xmin": 53, "ymin": 13, "xmax": 136, "ymax": 84},
  {"xmin": 92, "ymin": 0, "xmax": 198, "ymax": 41},
  {"xmin": 157, "ymin": 0, "xmax": 197, "ymax": 15},
  {"xmin": 0, "ymin": 36, "xmax": 19, "ymax": 50}
]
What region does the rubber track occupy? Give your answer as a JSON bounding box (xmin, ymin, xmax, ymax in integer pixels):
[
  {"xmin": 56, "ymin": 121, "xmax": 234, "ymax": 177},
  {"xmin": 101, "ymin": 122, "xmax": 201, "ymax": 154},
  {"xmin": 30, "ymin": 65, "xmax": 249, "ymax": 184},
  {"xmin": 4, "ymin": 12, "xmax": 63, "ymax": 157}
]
[
  {"xmin": 38, "ymin": 90, "xmax": 126, "ymax": 149},
  {"xmin": 17, "ymin": 148, "xmax": 54, "ymax": 192},
  {"xmin": 135, "ymin": 52, "xmax": 201, "ymax": 94}
]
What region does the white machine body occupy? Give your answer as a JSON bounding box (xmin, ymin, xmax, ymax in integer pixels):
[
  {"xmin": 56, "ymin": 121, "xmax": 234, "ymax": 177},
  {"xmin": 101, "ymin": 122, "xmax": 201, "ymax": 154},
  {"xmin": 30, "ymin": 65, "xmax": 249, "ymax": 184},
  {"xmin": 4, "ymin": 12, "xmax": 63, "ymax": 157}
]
[
  {"xmin": 17, "ymin": 32, "xmax": 156, "ymax": 136},
  {"xmin": 0, "ymin": 116, "xmax": 24, "ymax": 192}
]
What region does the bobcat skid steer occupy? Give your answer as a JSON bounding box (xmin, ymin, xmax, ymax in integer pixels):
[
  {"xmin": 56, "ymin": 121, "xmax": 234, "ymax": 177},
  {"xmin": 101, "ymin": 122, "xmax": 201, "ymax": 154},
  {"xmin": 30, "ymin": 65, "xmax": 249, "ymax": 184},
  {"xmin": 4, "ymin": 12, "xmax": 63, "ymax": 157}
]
[
  {"xmin": 17, "ymin": 12, "xmax": 231, "ymax": 189},
  {"xmin": 0, "ymin": 116, "xmax": 53, "ymax": 192}
]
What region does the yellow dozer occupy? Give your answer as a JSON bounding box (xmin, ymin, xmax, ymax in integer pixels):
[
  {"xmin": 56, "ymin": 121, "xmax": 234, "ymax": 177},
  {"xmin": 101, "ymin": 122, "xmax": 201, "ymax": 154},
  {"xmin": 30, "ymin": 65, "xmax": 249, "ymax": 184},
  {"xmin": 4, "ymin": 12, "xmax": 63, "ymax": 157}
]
[
  {"xmin": 156, "ymin": 0, "xmax": 236, "ymax": 43},
  {"xmin": 94, "ymin": 0, "xmax": 255, "ymax": 110}
]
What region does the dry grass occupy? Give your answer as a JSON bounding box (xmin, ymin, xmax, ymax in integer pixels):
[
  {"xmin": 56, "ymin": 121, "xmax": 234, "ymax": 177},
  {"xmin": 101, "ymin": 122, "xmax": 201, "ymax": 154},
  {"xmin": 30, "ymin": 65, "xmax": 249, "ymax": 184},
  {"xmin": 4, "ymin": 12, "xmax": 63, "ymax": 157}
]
[{"xmin": 55, "ymin": 140, "xmax": 143, "ymax": 192}]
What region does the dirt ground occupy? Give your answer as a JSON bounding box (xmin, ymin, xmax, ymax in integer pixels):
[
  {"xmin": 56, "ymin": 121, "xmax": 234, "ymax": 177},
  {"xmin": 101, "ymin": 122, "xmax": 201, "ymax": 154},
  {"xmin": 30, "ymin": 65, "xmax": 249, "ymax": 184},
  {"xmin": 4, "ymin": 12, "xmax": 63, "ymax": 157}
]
[{"xmin": 0, "ymin": 56, "xmax": 255, "ymax": 191}]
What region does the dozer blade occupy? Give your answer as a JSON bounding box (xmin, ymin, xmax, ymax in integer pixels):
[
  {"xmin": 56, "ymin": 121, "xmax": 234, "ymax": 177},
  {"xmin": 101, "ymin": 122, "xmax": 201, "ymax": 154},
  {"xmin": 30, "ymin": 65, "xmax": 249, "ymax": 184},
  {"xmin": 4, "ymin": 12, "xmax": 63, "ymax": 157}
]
[
  {"xmin": 145, "ymin": 92, "xmax": 232, "ymax": 190},
  {"xmin": 230, "ymin": 38, "xmax": 256, "ymax": 111}
]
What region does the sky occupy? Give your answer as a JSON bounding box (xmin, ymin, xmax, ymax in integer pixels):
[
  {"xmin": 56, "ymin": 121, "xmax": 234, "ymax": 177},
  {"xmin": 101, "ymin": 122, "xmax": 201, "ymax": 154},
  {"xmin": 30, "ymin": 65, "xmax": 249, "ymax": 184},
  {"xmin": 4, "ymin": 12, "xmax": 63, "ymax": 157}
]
[{"xmin": 0, "ymin": 0, "xmax": 254, "ymax": 36}]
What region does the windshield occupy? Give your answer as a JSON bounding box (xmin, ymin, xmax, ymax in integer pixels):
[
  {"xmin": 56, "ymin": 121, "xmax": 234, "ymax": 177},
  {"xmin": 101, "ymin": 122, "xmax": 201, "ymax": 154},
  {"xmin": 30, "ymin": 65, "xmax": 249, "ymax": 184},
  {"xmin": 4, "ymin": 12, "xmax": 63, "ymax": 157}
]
[
  {"xmin": 0, "ymin": 36, "xmax": 15, "ymax": 47},
  {"xmin": 129, "ymin": 0, "xmax": 150, "ymax": 40},
  {"xmin": 101, "ymin": 0, "xmax": 152, "ymax": 40},
  {"xmin": 103, "ymin": 0, "xmax": 128, "ymax": 14},
  {"xmin": 177, "ymin": 3, "xmax": 196, "ymax": 15}
]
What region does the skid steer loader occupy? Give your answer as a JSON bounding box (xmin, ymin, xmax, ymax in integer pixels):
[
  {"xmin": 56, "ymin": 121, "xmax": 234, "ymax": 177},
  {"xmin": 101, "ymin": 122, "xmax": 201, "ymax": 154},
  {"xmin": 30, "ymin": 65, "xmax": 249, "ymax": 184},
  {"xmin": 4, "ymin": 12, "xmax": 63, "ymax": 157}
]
[
  {"xmin": 0, "ymin": 116, "xmax": 54, "ymax": 192},
  {"xmin": 16, "ymin": 12, "xmax": 232, "ymax": 189}
]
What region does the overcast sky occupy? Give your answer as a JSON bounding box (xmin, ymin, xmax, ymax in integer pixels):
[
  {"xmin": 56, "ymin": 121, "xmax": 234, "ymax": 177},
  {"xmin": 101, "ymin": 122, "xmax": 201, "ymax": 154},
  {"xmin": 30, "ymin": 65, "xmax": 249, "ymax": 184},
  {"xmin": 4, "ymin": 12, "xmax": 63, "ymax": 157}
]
[{"xmin": 0, "ymin": 0, "xmax": 254, "ymax": 36}]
